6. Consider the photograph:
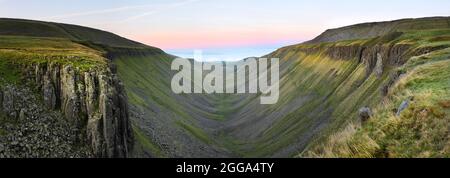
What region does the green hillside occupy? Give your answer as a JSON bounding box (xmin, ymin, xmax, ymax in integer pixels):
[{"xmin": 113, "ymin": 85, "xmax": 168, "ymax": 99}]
[{"xmin": 0, "ymin": 18, "xmax": 148, "ymax": 48}]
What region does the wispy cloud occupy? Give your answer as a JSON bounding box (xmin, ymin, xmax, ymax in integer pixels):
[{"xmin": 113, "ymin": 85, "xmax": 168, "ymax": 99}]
[
  {"xmin": 44, "ymin": 0, "xmax": 200, "ymax": 22},
  {"xmin": 121, "ymin": 0, "xmax": 201, "ymax": 22},
  {"xmin": 45, "ymin": 4, "xmax": 155, "ymax": 20}
]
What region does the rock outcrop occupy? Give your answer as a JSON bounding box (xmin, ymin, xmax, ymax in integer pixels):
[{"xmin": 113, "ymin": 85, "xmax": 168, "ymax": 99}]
[
  {"xmin": 358, "ymin": 107, "xmax": 372, "ymax": 123},
  {"xmin": 298, "ymin": 43, "xmax": 413, "ymax": 72},
  {"xmin": 396, "ymin": 96, "xmax": 414, "ymax": 116},
  {"xmin": 15, "ymin": 61, "xmax": 134, "ymax": 157}
]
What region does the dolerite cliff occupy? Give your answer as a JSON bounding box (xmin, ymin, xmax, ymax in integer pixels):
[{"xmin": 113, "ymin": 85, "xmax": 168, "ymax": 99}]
[
  {"xmin": 0, "ymin": 61, "xmax": 133, "ymax": 157},
  {"xmin": 290, "ymin": 40, "xmax": 440, "ymax": 92},
  {"xmin": 33, "ymin": 62, "xmax": 133, "ymax": 157}
]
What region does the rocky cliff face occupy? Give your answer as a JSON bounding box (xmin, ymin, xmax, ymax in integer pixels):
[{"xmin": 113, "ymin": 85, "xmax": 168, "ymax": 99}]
[
  {"xmin": 0, "ymin": 61, "xmax": 134, "ymax": 157},
  {"xmin": 297, "ymin": 43, "xmax": 412, "ymax": 69}
]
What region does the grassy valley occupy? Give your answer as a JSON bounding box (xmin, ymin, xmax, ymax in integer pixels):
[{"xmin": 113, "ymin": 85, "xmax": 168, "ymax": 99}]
[{"xmin": 0, "ymin": 17, "xmax": 449, "ymax": 158}]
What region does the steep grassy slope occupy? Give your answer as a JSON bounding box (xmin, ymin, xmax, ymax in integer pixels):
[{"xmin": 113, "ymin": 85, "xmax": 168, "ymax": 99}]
[{"xmin": 304, "ymin": 40, "xmax": 450, "ymax": 158}]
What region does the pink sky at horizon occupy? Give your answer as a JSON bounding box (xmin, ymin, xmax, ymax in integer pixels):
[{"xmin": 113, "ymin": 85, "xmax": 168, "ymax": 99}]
[
  {"xmin": 129, "ymin": 27, "xmax": 320, "ymax": 49},
  {"xmin": 1, "ymin": 0, "xmax": 449, "ymax": 60}
]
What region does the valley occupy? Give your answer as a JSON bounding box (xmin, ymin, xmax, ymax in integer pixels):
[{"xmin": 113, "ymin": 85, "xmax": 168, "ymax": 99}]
[{"xmin": 0, "ymin": 17, "xmax": 449, "ymax": 158}]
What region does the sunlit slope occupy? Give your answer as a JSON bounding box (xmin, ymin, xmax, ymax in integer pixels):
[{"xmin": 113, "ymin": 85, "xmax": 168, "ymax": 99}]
[{"xmin": 304, "ymin": 35, "xmax": 450, "ymax": 158}]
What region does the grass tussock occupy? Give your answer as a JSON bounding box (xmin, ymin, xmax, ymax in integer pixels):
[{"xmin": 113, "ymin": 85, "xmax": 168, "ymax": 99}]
[{"xmin": 303, "ymin": 123, "xmax": 380, "ymax": 158}]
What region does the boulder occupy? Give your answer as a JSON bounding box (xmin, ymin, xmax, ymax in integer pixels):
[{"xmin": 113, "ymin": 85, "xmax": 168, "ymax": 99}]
[
  {"xmin": 358, "ymin": 107, "xmax": 372, "ymax": 122},
  {"xmin": 396, "ymin": 96, "xmax": 414, "ymax": 116}
]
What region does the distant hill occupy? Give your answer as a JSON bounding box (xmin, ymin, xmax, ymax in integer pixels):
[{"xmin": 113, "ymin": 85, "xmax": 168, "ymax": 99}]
[
  {"xmin": 0, "ymin": 18, "xmax": 148, "ymax": 48},
  {"xmin": 305, "ymin": 16, "xmax": 450, "ymax": 44}
]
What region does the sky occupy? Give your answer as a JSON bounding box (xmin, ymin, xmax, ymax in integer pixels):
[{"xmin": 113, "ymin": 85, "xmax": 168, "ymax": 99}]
[{"xmin": 1, "ymin": 0, "xmax": 450, "ymax": 61}]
